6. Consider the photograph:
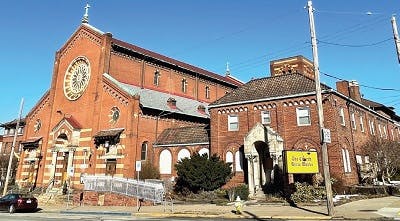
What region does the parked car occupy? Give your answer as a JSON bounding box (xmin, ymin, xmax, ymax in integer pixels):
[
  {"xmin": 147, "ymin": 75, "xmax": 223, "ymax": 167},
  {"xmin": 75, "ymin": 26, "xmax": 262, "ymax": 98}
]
[{"xmin": 0, "ymin": 193, "xmax": 38, "ymax": 213}]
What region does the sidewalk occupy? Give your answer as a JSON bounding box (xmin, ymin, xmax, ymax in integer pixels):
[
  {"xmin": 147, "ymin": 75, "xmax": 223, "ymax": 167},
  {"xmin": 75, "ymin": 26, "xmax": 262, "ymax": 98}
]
[{"xmin": 39, "ymin": 196, "xmax": 400, "ymax": 220}]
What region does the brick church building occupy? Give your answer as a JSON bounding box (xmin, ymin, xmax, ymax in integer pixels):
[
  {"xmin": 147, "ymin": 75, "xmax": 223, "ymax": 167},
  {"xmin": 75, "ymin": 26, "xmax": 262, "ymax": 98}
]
[
  {"xmin": 15, "ymin": 10, "xmax": 241, "ymax": 190},
  {"xmin": 14, "ymin": 6, "xmax": 400, "ymax": 198},
  {"xmin": 209, "ymin": 55, "xmax": 400, "ymax": 196}
]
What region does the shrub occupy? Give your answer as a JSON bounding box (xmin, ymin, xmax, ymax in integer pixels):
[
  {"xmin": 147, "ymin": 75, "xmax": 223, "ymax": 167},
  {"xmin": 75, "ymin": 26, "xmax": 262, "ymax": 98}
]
[
  {"xmin": 234, "ymin": 184, "xmax": 249, "ymax": 201},
  {"xmin": 290, "ymin": 182, "xmax": 326, "ymax": 203},
  {"xmin": 140, "ymin": 161, "xmax": 160, "ymax": 180},
  {"xmin": 175, "ymin": 153, "xmax": 232, "ymax": 194}
]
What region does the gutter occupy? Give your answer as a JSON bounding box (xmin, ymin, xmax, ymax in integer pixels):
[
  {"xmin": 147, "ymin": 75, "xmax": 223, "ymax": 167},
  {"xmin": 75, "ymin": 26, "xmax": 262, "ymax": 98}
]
[
  {"xmin": 209, "ymin": 88, "xmax": 400, "ymax": 124},
  {"xmin": 153, "ymin": 142, "xmax": 209, "ymax": 148}
]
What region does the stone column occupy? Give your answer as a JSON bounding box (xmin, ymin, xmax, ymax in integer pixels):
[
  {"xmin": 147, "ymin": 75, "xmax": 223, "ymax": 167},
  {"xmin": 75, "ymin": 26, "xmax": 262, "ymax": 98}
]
[{"xmin": 247, "ymin": 156, "xmax": 255, "ymax": 195}]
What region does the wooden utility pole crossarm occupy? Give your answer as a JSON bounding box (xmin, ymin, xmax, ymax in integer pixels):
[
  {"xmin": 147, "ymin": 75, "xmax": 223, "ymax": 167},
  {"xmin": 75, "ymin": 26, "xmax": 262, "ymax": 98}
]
[{"xmin": 306, "ymin": 1, "xmax": 335, "ymax": 216}]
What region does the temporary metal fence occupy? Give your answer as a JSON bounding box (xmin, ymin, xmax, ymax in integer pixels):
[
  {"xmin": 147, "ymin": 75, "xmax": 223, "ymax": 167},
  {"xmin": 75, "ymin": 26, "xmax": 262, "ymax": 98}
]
[{"xmin": 82, "ymin": 175, "xmax": 165, "ymax": 203}]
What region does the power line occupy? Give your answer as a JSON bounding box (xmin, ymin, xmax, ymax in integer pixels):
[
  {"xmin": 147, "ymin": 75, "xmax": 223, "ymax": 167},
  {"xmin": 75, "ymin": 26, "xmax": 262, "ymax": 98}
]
[
  {"xmin": 317, "ymin": 38, "xmax": 392, "ymax": 48},
  {"xmin": 321, "ymin": 71, "xmax": 400, "ymax": 92}
]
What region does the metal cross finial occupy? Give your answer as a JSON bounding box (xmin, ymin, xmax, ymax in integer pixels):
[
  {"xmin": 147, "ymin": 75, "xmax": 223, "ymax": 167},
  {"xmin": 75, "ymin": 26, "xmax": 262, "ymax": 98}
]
[
  {"xmin": 82, "ymin": 3, "xmax": 90, "ymax": 23},
  {"xmin": 225, "ymin": 62, "xmax": 230, "ymax": 76}
]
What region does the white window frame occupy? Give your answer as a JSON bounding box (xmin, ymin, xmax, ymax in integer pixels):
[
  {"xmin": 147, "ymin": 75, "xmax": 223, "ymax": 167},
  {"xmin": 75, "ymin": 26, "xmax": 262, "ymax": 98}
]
[
  {"xmin": 356, "ymin": 155, "xmax": 363, "ymax": 164},
  {"xmin": 369, "ymin": 120, "xmax": 375, "ymax": 135},
  {"xmin": 359, "ymin": 116, "xmax": 365, "ymax": 132},
  {"xmin": 261, "ymin": 111, "xmax": 271, "ymax": 125},
  {"xmin": 296, "ymin": 107, "xmax": 311, "ymax": 126},
  {"xmin": 342, "ymin": 148, "xmax": 351, "ymax": 173},
  {"xmin": 235, "ymin": 151, "xmax": 243, "ymax": 172},
  {"xmin": 226, "ymin": 151, "xmax": 234, "ymax": 170},
  {"xmin": 351, "ymin": 113, "xmax": 356, "ymax": 130},
  {"xmin": 228, "ymin": 115, "xmax": 239, "ymax": 131},
  {"xmin": 383, "ymin": 125, "xmax": 387, "ymax": 138},
  {"xmin": 205, "ymin": 86, "xmax": 210, "ymax": 99},
  {"xmin": 339, "ymin": 108, "xmax": 345, "ymax": 126},
  {"xmin": 378, "ymin": 124, "xmax": 383, "ymax": 137}
]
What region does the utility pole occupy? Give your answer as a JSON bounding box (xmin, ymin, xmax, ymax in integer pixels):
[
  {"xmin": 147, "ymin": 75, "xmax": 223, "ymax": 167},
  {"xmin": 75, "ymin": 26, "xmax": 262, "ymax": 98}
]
[
  {"xmin": 3, "ymin": 98, "xmax": 24, "ymax": 196},
  {"xmin": 306, "ymin": 1, "xmax": 334, "ymax": 216},
  {"xmin": 391, "ymin": 15, "xmax": 400, "ymax": 63}
]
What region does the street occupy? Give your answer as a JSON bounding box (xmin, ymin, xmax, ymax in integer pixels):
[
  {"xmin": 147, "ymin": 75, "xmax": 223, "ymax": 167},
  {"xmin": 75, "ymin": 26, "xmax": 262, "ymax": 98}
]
[{"xmin": 0, "ymin": 211, "xmax": 285, "ymax": 221}]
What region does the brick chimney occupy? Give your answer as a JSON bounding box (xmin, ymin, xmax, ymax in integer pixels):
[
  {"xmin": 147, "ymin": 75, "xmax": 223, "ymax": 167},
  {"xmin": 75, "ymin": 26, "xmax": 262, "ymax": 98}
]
[
  {"xmin": 336, "ymin": 80, "xmax": 362, "ymax": 102},
  {"xmin": 270, "ymin": 55, "xmax": 315, "ymax": 79},
  {"xmin": 349, "ymin": 80, "xmax": 362, "ymax": 102}
]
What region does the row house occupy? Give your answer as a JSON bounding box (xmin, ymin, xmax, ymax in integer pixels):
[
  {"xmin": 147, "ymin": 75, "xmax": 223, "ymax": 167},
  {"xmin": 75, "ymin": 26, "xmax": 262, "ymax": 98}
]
[
  {"xmin": 209, "ymin": 56, "xmax": 400, "ymax": 196},
  {"xmin": 0, "ymin": 119, "xmax": 26, "ymax": 187}
]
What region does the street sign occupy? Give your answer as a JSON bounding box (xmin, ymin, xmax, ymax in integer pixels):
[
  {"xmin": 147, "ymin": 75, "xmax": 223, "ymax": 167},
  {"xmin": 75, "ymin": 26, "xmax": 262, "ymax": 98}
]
[
  {"xmin": 136, "ymin": 161, "xmax": 142, "ymax": 172},
  {"xmin": 322, "ymin": 128, "xmax": 331, "ymax": 143}
]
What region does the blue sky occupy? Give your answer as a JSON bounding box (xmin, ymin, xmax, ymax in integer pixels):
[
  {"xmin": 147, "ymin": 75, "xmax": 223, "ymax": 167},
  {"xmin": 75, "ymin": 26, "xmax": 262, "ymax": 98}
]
[{"xmin": 1, "ymin": 1, "xmax": 400, "ymax": 125}]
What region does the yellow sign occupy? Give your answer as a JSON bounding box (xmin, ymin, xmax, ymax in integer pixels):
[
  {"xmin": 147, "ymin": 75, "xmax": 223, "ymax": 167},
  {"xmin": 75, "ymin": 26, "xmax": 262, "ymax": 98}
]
[{"xmin": 285, "ymin": 151, "xmax": 319, "ymax": 174}]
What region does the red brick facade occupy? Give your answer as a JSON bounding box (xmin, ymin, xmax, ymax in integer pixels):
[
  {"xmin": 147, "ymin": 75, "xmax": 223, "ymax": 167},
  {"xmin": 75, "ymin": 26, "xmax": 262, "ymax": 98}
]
[
  {"xmin": 15, "ymin": 22, "xmax": 240, "ymax": 191},
  {"xmin": 209, "ymin": 56, "xmax": 400, "ymax": 191}
]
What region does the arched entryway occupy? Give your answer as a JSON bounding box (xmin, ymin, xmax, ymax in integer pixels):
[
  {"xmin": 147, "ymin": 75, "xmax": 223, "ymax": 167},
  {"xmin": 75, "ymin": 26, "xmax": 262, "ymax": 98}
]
[
  {"xmin": 244, "ymin": 123, "xmax": 284, "ymax": 197},
  {"xmin": 51, "ymin": 133, "xmax": 74, "ymax": 187}
]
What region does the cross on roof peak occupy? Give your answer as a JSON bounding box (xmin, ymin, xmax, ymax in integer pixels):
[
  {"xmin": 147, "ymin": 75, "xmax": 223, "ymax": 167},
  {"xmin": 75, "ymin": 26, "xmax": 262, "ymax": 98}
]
[{"xmin": 82, "ymin": 3, "xmax": 90, "ymax": 24}]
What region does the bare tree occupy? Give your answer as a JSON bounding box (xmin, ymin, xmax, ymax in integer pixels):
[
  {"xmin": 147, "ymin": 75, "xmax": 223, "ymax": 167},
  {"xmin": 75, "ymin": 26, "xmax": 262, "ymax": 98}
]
[{"xmin": 362, "ymin": 137, "xmax": 400, "ymax": 184}]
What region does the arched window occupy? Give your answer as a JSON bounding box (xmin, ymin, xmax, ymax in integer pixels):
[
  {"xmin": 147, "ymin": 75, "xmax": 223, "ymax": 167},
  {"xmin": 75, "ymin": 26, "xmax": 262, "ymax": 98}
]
[
  {"xmin": 153, "ymin": 70, "xmax": 160, "ymax": 86},
  {"xmin": 205, "ymin": 86, "xmax": 210, "ymax": 99},
  {"xmin": 181, "ymin": 79, "xmax": 187, "ymax": 93},
  {"xmin": 198, "ymin": 148, "xmax": 209, "ymax": 158},
  {"xmin": 141, "ymin": 142, "xmax": 148, "ymax": 160},
  {"xmin": 226, "ymin": 151, "xmax": 233, "ymax": 169},
  {"xmin": 235, "ymin": 151, "xmax": 243, "ymax": 171},
  {"xmin": 159, "ymin": 149, "xmax": 172, "ymax": 174},
  {"xmin": 178, "ymin": 149, "xmax": 191, "ymax": 162}
]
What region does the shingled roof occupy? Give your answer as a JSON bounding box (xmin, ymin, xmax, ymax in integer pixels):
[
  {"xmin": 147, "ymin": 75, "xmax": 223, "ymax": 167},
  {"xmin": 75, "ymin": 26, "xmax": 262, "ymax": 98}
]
[
  {"xmin": 154, "ymin": 125, "xmax": 209, "ymax": 147},
  {"xmin": 210, "ymin": 73, "xmax": 331, "ymax": 107}
]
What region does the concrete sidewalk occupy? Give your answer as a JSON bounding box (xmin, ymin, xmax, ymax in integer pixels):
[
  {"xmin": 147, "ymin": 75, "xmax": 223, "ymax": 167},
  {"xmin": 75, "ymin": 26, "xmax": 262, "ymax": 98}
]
[{"xmin": 39, "ymin": 196, "xmax": 400, "ymax": 220}]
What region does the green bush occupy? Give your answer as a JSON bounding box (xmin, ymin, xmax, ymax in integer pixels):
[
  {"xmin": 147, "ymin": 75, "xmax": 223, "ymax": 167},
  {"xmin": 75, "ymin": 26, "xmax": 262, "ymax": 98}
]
[
  {"xmin": 234, "ymin": 184, "xmax": 249, "ymax": 201},
  {"xmin": 175, "ymin": 153, "xmax": 232, "ymax": 194}
]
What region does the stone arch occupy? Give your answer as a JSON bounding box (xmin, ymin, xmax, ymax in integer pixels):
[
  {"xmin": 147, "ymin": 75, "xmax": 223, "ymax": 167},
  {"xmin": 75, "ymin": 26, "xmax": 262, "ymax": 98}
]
[{"xmin": 292, "ymin": 138, "xmax": 320, "ymax": 151}]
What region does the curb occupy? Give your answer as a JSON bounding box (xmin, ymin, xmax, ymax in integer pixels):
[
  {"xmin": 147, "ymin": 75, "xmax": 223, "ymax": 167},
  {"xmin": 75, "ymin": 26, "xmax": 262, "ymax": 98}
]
[{"xmin": 60, "ymin": 210, "xmax": 132, "ymax": 216}]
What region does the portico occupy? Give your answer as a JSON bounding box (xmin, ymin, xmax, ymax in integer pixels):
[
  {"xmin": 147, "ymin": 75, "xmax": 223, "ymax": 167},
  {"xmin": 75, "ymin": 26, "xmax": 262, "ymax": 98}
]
[{"xmin": 244, "ymin": 123, "xmax": 284, "ymax": 196}]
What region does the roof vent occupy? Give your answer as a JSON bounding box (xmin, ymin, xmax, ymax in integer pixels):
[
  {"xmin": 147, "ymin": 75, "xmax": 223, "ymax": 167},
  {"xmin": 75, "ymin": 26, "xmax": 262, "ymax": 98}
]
[
  {"xmin": 197, "ymin": 105, "xmax": 206, "ymax": 114},
  {"xmin": 167, "ymin": 97, "xmax": 177, "ymax": 109}
]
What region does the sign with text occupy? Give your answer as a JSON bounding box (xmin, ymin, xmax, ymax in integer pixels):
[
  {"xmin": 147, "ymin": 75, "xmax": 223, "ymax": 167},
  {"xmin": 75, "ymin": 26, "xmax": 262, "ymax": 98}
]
[
  {"xmin": 285, "ymin": 150, "xmax": 319, "ymax": 174},
  {"xmin": 322, "ymin": 128, "xmax": 331, "ymax": 143},
  {"xmin": 136, "ymin": 161, "xmax": 142, "ymax": 172}
]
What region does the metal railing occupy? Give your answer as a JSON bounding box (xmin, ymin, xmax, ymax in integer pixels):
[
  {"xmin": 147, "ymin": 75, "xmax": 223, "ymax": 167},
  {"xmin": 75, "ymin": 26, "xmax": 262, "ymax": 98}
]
[{"xmin": 82, "ymin": 175, "xmax": 165, "ymax": 203}]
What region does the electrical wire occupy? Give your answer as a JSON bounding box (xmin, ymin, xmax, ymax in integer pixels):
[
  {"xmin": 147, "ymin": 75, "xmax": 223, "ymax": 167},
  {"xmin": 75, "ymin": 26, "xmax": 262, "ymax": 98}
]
[
  {"xmin": 321, "ymin": 71, "xmax": 400, "ymax": 92},
  {"xmin": 317, "ymin": 38, "xmax": 392, "ymax": 48}
]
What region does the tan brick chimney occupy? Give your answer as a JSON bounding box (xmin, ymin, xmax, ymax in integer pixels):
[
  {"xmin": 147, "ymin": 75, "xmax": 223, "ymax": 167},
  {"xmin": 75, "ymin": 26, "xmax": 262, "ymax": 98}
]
[{"xmin": 270, "ymin": 55, "xmax": 315, "ymax": 79}]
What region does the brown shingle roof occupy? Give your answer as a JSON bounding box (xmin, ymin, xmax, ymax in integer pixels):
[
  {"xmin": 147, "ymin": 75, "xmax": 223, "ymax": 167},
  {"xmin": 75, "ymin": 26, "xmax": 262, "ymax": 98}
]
[
  {"xmin": 93, "ymin": 128, "xmax": 125, "ymax": 138},
  {"xmin": 210, "ymin": 73, "xmax": 330, "ymax": 106},
  {"xmin": 154, "ymin": 125, "xmax": 209, "ymax": 146}
]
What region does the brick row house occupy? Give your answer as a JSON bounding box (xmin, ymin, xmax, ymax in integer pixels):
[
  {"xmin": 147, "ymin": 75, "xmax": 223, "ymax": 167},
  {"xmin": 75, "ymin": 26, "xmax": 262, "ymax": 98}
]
[
  {"xmin": 15, "ymin": 14, "xmax": 241, "ymax": 192},
  {"xmin": 208, "ymin": 56, "xmax": 400, "ymax": 196},
  {"xmin": 0, "ymin": 119, "xmax": 26, "ymax": 188}
]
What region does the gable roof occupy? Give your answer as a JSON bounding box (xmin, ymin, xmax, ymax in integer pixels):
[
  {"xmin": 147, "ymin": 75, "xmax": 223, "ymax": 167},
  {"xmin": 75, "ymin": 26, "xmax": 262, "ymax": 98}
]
[
  {"xmin": 111, "ymin": 38, "xmax": 242, "ymax": 87},
  {"xmin": 210, "ymin": 73, "xmax": 330, "ymax": 107},
  {"xmin": 104, "ymin": 73, "xmax": 210, "ymax": 119},
  {"xmin": 154, "ymin": 125, "xmax": 209, "ymax": 147}
]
